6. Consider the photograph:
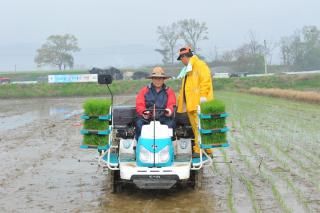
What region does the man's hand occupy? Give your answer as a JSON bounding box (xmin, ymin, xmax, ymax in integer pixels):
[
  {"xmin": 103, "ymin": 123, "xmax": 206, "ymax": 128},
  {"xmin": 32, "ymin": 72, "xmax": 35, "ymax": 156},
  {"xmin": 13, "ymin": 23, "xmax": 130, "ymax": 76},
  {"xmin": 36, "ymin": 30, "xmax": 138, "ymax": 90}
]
[
  {"xmin": 142, "ymin": 111, "xmax": 151, "ymax": 119},
  {"xmin": 164, "ymin": 108, "xmax": 172, "ymax": 117},
  {"xmin": 200, "ymin": 97, "xmax": 207, "ymax": 103}
]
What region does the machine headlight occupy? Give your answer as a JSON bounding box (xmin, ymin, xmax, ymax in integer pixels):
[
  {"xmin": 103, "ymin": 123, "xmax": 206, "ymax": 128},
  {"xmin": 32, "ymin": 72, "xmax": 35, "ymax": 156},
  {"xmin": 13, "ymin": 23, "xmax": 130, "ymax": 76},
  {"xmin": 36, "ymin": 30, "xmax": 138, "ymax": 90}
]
[
  {"xmin": 158, "ymin": 145, "xmax": 170, "ymax": 163},
  {"xmin": 140, "ymin": 146, "xmax": 152, "ymax": 163}
]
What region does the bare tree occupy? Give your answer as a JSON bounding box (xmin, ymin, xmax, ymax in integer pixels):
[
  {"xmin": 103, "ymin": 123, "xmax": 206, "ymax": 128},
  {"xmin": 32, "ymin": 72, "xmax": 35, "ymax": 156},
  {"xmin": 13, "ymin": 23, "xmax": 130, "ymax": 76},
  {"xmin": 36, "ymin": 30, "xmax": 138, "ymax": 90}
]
[
  {"xmin": 302, "ymin": 25, "xmax": 320, "ymax": 47},
  {"xmin": 263, "ymin": 39, "xmax": 277, "ymax": 65},
  {"xmin": 221, "ymin": 50, "xmax": 234, "ymax": 63},
  {"xmin": 214, "ymin": 45, "xmax": 219, "ymax": 61},
  {"xmin": 154, "ymin": 48, "xmax": 170, "ymax": 64},
  {"xmin": 157, "ymin": 23, "xmax": 180, "ymax": 64},
  {"xmin": 247, "ymin": 31, "xmax": 264, "ymax": 55},
  {"xmin": 280, "ymin": 37, "xmax": 293, "ymax": 66},
  {"xmin": 280, "ymin": 26, "xmax": 320, "ymax": 70},
  {"xmin": 178, "ymin": 19, "xmax": 209, "ymax": 53}
]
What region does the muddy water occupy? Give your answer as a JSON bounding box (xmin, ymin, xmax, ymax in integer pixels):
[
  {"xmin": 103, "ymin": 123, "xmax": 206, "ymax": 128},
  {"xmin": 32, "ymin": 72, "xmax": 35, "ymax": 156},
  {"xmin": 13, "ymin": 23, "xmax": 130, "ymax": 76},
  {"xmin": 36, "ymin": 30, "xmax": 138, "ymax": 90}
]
[{"xmin": 0, "ymin": 97, "xmax": 216, "ymax": 213}]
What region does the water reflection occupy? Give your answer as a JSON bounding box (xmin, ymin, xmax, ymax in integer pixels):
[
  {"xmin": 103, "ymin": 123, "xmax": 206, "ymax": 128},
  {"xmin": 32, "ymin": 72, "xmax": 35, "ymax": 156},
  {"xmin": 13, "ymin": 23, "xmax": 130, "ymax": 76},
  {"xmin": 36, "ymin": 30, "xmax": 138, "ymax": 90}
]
[{"xmin": 99, "ymin": 186, "xmax": 215, "ymax": 213}]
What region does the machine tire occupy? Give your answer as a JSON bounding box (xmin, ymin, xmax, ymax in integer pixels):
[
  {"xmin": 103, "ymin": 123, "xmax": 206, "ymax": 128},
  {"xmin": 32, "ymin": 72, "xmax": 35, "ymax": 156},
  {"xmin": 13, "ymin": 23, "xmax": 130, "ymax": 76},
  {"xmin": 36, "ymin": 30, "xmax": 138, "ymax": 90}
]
[
  {"xmin": 106, "ymin": 170, "xmax": 114, "ymax": 191},
  {"xmin": 107, "ymin": 170, "xmax": 122, "ymax": 193},
  {"xmin": 195, "ymin": 169, "xmax": 203, "ymax": 190},
  {"xmin": 190, "ymin": 170, "xmax": 203, "ymax": 190}
]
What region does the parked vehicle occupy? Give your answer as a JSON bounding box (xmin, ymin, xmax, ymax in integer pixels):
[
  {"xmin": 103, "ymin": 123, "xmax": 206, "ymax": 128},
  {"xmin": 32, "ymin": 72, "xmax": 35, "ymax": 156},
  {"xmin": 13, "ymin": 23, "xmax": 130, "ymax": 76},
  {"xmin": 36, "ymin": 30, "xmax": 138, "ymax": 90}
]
[{"xmin": 0, "ymin": 77, "xmax": 11, "ymax": 84}]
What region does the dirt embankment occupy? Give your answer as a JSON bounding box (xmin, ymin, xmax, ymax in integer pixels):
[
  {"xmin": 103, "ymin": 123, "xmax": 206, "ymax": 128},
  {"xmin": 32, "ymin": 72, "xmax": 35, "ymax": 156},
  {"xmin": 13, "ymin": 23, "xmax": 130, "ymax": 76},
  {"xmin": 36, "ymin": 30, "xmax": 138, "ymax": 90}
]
[{"xmin": 248, "ymin": 87, "xmax": 320, "ymax": 104}]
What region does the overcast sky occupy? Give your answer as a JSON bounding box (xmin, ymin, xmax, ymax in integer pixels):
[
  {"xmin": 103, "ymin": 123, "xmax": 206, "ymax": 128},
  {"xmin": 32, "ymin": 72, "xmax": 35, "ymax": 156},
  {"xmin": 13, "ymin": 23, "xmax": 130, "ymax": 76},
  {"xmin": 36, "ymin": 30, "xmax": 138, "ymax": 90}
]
[{"xmin": 0, "ymin": 0, "xmax": 319, "ymax": 71}]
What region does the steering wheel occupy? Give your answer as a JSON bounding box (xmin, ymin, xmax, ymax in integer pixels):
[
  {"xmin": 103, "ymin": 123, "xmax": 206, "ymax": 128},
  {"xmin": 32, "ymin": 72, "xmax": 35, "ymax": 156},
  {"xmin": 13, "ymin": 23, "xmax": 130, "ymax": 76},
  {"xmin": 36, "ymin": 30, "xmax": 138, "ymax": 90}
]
[{"xmin": 142, "ymin": 109, "xmax": 167, "ymax": 119}]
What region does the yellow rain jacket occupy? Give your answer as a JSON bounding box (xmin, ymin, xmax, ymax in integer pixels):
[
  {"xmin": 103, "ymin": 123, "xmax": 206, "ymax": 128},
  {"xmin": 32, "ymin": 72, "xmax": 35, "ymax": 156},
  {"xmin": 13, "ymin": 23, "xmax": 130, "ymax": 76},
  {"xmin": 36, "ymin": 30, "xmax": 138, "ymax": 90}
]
[{"xmin": 177, "ymin": 55, "xmax": 214, "ymax": 113}]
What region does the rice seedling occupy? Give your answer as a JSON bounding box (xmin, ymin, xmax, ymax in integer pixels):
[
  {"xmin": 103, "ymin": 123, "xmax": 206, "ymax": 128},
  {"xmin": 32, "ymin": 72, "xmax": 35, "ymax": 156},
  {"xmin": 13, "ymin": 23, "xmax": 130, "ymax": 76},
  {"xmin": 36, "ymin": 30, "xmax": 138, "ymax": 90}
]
[
  {"xmin": 216, "ymin": 91, "xmax": 320, "ymax": 211},
  {"xmin": 256, "ymin": 132, "xmax": 320, "ymax": 192},
  {"xmin": 234, "ymin": 126, "xmax": 311, "ymax": 212},
  {"xmin": 234, "ymin": 141, "xmax": 292, "ymax": 213},
  {"xmin": 227, "ymin": 176, "xmax": 236, "ymax": 213},
  {"xmin": 239, "ymin": 110, "xmax": 320, "ymax": 192},
  {"xmin": 83, "ymin": 99, "xmax": 111, "ymax": 116},
  {"xmin": 201, "ymin": 133, "xmax": 226, "ymax": 145},
  {"xmin": 200, "ymin": 99, "xmax": 226, "ymax": 129},
  {"xmin": 83, "ymin": 135, "xmax": 109, "ymax": 147},
  {"xmin": 220, "ymin": 149, "xmax": 236, "ymax": 213},
  {"xmin": 221, "ymin": 147, "xmax": 261, "ymax": 213}
]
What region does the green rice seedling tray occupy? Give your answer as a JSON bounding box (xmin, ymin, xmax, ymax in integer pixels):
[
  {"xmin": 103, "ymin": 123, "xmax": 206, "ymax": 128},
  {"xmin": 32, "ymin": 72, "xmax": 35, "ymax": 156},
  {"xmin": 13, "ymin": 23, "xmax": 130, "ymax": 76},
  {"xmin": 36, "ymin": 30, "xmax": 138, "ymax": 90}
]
[
  {"xmin": 81, "ymin": 134, "xmax": 110, "ymax": 149},
  {"xmin": 199, "ymin": 127, "xmax": 229, "ymax": 134},
  {"xmin": 200, "ymin": 132, "xmax": 227, "ymax": 145},
  {"xmin": 200, "ymin": 143, "xmax": 229, "ymax": 149},
  {"xmin": 81, "ymin": 136, "xmax": 109, "ymax": 149},
  {"xmin": 199, "ymin": 99, "xmax": 228, "ymax": 145},
  {"xmin": 81, "ymin": 114, "xmax": 112, "ymax": 121},
  {"xmin": 80, "ymin": 128, "xmax": 111, "ymax": 135},
  {"xmin": 199, "ymin": 113, "xmax": 229, "ymax": 119},
  {"xmin": 81, "ymin": 98, "xmax": 112, "ymax": 149},
  {"xmin": 80, "ymin": 143, "xmax": 110, "ymax": 151}
]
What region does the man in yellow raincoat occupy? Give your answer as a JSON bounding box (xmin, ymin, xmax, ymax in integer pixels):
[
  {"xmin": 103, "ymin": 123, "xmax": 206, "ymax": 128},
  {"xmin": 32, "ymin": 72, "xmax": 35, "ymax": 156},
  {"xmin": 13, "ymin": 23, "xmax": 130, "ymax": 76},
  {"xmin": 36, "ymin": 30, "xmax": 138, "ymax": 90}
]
[{"xmin": 176, "ymin": 47, "xmax": 214, "ymax": 157}]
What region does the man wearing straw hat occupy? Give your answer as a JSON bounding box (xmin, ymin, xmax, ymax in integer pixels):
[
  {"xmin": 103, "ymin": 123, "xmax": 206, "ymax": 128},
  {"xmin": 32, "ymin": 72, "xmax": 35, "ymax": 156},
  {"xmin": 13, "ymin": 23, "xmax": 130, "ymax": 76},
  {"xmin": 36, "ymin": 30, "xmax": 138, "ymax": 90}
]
[
  {"xmin": 135, "ymin": 67, "xmax": 176, "ymax": 140},
  {"xmin": 176, "ymin": 47, "xmax": 214, "ymax": 158}
]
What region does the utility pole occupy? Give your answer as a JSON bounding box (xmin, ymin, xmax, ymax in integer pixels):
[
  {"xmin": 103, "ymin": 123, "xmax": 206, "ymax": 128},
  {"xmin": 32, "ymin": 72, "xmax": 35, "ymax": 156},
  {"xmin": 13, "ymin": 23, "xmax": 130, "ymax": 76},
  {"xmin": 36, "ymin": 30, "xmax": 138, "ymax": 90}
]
[
  {"xmin": 264, "ymin": 40, "xmax": 268, "ymax": 74},
  {"xmin": 214, "ymin": 45, "xmax": 218, "ymax": 61}
]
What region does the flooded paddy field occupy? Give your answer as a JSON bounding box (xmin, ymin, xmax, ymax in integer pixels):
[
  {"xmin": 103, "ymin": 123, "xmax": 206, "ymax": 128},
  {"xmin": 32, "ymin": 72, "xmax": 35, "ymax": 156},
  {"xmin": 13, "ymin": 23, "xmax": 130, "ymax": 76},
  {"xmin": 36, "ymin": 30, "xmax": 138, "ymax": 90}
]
[{"xmin": 0, "ymin": 92, "xmax": 319, "ymax": 212}]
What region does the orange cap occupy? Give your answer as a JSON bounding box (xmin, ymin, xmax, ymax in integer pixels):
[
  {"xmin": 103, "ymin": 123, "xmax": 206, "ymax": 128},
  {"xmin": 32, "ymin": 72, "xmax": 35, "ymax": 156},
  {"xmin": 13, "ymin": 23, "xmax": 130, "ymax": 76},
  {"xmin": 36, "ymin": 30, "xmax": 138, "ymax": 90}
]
[{"xmin": 177, "ymin": 47, "xmax": 193, "ymax": 60}]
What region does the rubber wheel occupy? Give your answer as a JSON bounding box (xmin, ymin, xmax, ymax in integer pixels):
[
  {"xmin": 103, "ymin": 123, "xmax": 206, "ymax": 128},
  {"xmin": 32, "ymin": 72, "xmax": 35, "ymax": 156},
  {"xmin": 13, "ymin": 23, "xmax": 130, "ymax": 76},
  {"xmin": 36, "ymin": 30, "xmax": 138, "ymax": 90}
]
[
  {"xmin": 107, "ymin": 170, "xmax": 122, "ymax": 193},
  {"xmin": 190, "ymin": 170, "xmax": 203, "ymax": 190}
]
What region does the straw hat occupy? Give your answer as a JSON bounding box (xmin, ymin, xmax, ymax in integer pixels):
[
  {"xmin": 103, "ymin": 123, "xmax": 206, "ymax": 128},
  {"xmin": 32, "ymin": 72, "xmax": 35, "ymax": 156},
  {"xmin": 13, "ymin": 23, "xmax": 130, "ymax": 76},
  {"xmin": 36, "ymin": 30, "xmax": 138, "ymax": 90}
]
[{"xmin": 146, "ymin": 67, "xmax": 171, "ymax": 79}]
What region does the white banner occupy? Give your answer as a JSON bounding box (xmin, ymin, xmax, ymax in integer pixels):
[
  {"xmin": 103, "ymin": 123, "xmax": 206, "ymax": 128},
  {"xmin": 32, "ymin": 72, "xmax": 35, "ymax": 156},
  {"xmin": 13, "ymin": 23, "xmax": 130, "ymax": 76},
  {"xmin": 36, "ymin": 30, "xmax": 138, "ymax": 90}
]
[
  {"xmin": 285, "ymin": 70, "xmax": 320, "ymax": 75},
  {"xmin": 48, "ymin": 74, "xmax": 98, "ymax": 83}
]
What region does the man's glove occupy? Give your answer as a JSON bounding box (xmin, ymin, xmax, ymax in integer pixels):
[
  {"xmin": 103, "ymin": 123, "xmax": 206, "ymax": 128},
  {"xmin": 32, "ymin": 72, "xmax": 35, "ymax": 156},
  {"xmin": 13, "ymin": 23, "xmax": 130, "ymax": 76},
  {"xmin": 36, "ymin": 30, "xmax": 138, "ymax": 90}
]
[
  {"xmin": 164, "ymin": 108, "xmax": 172, "ymax": 117},
  {"xmin": 142, "ymin": 111, "xmax": 151, "ymax": 119},
  {"xmin": 200, "ymin": 97, "xmax": 207, "ymax": 103}
]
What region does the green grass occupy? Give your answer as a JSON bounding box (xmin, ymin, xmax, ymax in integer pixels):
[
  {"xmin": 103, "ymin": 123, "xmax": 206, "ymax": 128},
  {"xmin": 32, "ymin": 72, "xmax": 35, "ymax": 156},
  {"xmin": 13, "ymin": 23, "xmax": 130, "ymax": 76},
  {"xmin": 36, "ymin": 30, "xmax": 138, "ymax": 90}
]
[
  {"xmin": 82, "ymin": 99, "xmax": 111, "ymax": 147},
  {"xmin": 0, "ymin": 80, "xmax": 146, "ymax": 98},
  {"xmin": 214, "ymin": 74, "xmax": 320, "ymax": 91},
  {"xmin": 0, "ymin": 79, "xmax": 181, "ymax": 98},
  {"xmin": 0, "ymin": 73, "xmax": 319, "ymax": 98}
]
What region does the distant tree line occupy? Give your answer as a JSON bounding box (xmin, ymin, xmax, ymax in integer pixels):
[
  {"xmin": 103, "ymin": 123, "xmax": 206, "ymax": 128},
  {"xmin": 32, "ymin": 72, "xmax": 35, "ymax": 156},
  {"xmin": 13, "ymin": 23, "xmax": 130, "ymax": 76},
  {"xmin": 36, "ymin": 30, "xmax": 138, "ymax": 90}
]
[
  {"xmin": 34, "ymin": 25, "xmax": 320, "ymax": 74},
  {"xmin": 132, "ymin": 71, "xmax": 149, "ymax": 80},
  {"xmin": 156, "ymin": 21, "xmax": 320, "ymax": 73},
  {"xmin": 213, "ymin": 31, "xmax": 268, "ymax": 73},
  {"xmin": 214, "ymin": 26, "xmax": 320, "ymax": 73},
  {"xmin": 280, "ymin": 26, "xmax": 320, "ymax": 71}
]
